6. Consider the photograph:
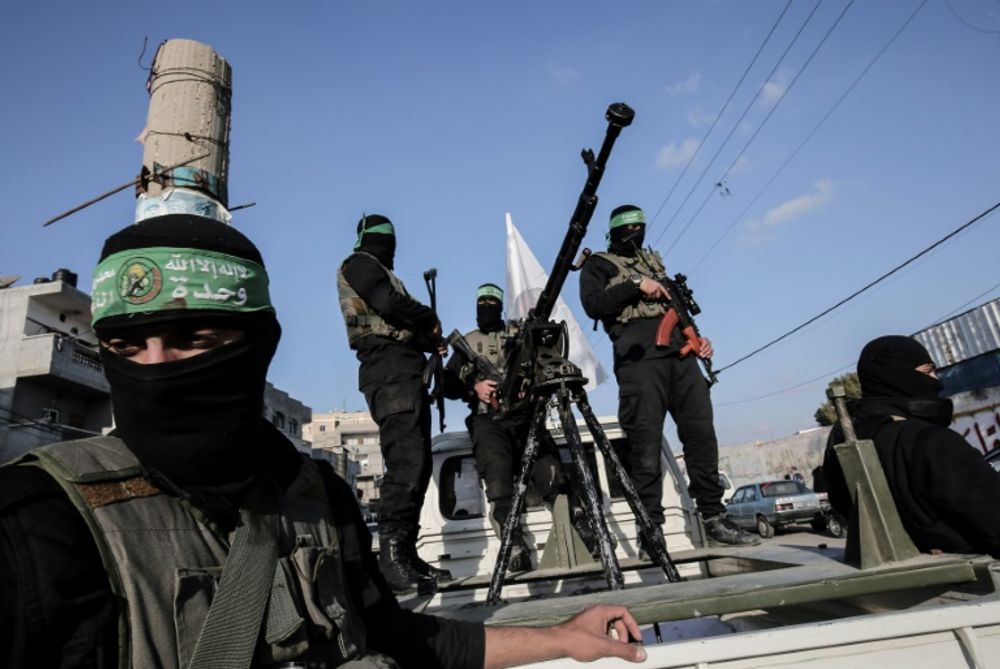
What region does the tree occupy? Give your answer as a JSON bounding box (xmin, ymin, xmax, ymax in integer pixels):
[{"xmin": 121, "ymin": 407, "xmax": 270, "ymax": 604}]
[{"xmin": 814, "ymin": 372, "xmax": 861, "ymax": 426}]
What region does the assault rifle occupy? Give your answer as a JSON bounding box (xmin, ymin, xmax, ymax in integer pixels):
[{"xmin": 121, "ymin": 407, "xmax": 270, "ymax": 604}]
[
  {"xmin": 447, "ymin": 103, "xmax": 682, "ymax": 603},
  {"xmin": 446, "ymin": 330, "xmax": 501, "ymax": 411},
  {"xmin": 654, "ymin": 271, "xmax": 718, "ymax": 385}
]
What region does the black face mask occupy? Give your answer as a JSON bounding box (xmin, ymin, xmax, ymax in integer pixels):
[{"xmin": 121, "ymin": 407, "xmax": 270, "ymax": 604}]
[
  {"xmin": 100, "ymin": 321, "xmax": 280, "ymax": 489},
  {"xmin": 359, "ymin": 233, "xmax": 396, "ymax": 270},
  {"xmin": 608, "ymin": 225, "xmax": 645, "ymax": 256},
  {"xmin": 477, "ymin": 301, "xmax": 504, "ymax": 332},
  {"xmin": 857, "ymin": 335, "xmax": 952, "ymax": 425}
]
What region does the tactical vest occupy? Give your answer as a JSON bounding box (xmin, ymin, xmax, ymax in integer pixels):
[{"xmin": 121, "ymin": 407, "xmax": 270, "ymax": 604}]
[
  {"xmin": 462, "ymin": 326, "xmax": 513, "ymax": 414},
  {"xmin": 592, "ymin": 249, "xmax": 669, "ymax": 325},
  {"xmin": 337, "ymin": 252, "xmax": 414, "ymax": 349},
  {"xmin": 12, "ymin": 436, "xmax": 371, "ymax": 669}
]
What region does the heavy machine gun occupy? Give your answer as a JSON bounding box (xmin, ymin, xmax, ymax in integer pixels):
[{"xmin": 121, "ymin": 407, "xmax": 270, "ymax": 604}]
[{"xmin": 449, "ymin": 103, "xmax": 682, "ymax": 603}]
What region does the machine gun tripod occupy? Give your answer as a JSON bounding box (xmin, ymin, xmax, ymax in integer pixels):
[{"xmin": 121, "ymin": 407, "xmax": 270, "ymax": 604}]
[
  {"xmin": 491, "ymin": 338, "xmax": 682, "ymax": 603},
  {"xmin": 450, "ymin": 102, "xmax": 682, "ymax": 604}
]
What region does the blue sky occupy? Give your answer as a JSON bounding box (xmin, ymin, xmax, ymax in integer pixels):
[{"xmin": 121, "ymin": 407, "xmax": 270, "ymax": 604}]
[{"xmin": 2, "ymin": 1, "xmax": 998, "ymax": 448}]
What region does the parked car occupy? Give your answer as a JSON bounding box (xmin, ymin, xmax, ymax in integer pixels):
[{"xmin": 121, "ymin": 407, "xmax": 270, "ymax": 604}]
[{"xmin": 726, "ymin": 479, "xmax": 825, "ymax": 538}]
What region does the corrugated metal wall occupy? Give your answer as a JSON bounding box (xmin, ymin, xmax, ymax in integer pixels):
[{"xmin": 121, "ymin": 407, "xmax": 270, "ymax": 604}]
[{"xmin": 914, "ymin": 298, "xmax": 1000, "ymax": 367}]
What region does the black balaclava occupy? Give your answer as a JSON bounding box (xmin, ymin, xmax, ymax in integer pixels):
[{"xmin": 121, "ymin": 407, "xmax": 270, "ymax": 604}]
[
  {"xmin": 857, "ymin": 335, "xmax": 952, "ymax": 425},
  {"xmin": 93, "ymin": 214, "xmax": 285, "ymax": 514},
  {"xmin": 355, "ymin": 213, "xmax": 396, "ymax": 270},
  {"xmin": 475, "ymin": 283, "xmax": 505, "ymax": 333},
  {"xmin": 608, "ymin": 204, "xmax": 646, "ymax": 256}
]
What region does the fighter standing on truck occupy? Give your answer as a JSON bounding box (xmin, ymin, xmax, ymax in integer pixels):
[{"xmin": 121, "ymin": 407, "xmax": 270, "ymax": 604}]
[
  {"xmin": 444, "ymin": 283, "xmax": 598, "ymax": 572},
  {"xmin": 337, "ymin": 213, "xmax": 452, "ymax": 593},
  {"xmin": 579, "ymin": 204, "xmax": 758, "ymax": 549}
]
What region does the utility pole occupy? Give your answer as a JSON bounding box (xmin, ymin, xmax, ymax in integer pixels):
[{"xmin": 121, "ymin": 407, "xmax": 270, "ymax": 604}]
[{"xmin": 136, "ymin": 38, "xmax": 233, "ymax": 223}]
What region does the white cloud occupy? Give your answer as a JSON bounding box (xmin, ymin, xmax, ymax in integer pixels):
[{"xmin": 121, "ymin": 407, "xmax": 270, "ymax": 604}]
[
  {"xmin": 763, "ymin": 178, "xmax": 834, "ymax": 228},
  {"xmin": 656, "ymin": 137, "xmax": 699, "ymax": 170},
  {"xmin": 759, "ymin": 68, "xmax": 792, "ymax": 105},
  {"xmin": 760, "ymin": 80, "xmax": 786, "ymax": 104},
  {"xmin": 686, "ymin": 106, "xmax": 716, "ymax": 127},
  {"xmin": 665, "ymin": 72, "xmax": 702, "ymax": 97},
  {"xmin": 547, "ymin": 62, "xmax": 581, "ymax": 86}
]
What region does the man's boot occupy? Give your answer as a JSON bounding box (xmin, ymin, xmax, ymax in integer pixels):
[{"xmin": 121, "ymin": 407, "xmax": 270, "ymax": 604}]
[
  {"xmin": 703, "ymin": 514, "xmax": 761, "ymax": 546},
  {"xmin": 407, "ymin": 528, "xmax": 453, "ymax": 582},
  {"xmin": 507, "ymin": 532, "xmax": 533, "ymax": 573},
  {"xmin": 637, "ymin": 526, "xmax": 666, "ymax": 562},
  {"xmin": 378, "ymin": 533, "xmax": 437, "ymax": 594}
]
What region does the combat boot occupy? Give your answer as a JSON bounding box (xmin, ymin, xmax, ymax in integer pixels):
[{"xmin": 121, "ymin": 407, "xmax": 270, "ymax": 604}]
[
  {"xmin": 379, "ymin": 534, "xmax": 437, "ymax": 594},
  {"xmin": 407, "ymin": 528, "xmax": 453, "ymax": 582},
  {"xmin": 703, "ymin": 514, "xmax": 761, "ymax": 546},
  {"xmin": 506, "ymin": 532, "xmax": 533, "ymax": 573}
]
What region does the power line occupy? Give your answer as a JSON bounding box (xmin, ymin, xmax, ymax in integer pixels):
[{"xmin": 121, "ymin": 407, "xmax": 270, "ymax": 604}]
[
  {"xmin": 688, "ymin": 0, "xmax": 929, "ymax": 277},
  {"xmin": 665, "ymin": 0, "xmax": 856, "ymax": 256},
  {"xmin": 649, "ymin": 0, "xmax": 825, "ymax": 250},
  {"xmin": 715, "ymin": 273, "xmax": 1000, "ymax": 407},
  {"xmin": 646, "ymin": 0, "xmax": 794, "ymax": 232},
  {"xmin": 715, "ymin": 362, "xmax": 854, "ymax": 407},
  {"xmin": 714, "ymin": 198, "xmax": 1000, "ymax": 375}
]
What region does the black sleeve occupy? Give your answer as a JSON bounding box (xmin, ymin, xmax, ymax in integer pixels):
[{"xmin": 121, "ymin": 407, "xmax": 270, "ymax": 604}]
[
  {"xmin": 579, "ymin": 255, "xmax": 642, "ymax": 322},
  {"xmin": 914, "ymin": 429, "xmax": 1000, "ymax": 558},
  {"xmin": 443, "ymin": 348, "xmax": 475, "ymax": 402},
  {"xmin": 317, "ymin": 462, "xmax": 485, "ymax": 669},
  {"xmin": 0, "ymin": 466, "xmax": 117, "ymax": 669},
  {"xmin": 343, "ymin": 254, "xmax": 439, "ymax": 333},
  {"xmin": 822, "ymin": 427, "xmax": 852, "ymax": 519}
]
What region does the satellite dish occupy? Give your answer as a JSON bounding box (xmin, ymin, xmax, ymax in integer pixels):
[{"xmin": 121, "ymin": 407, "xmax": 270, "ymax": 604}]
[{"xmin": 0, "ymin": 275, "xmax": 21, "ymax": 289}]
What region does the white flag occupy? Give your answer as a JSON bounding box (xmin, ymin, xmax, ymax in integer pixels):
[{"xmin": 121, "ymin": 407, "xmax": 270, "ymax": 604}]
[{"xmin": 505, "ymin": 212, "xmax": 607, "ymax": 390}]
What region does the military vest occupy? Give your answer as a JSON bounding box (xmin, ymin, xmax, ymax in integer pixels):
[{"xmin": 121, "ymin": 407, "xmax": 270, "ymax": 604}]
[
  {"xmin": 337, "ymin": 252, "xmax": 414, "ymax": 349},
  {"xmin": 592, "ymin": 249, "xmax": 670, "ymax": 325},
  {"xmin": 462, "ymin": 325, "xmax": 514, "ymax": 414},
  {"xmin": 12, "ymin": 436, "xmax": 371, "ymax": 669}
]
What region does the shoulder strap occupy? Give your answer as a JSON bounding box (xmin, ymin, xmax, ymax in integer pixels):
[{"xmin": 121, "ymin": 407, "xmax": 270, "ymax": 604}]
[{"xmin": 188, "ymin": 481, "xmax": 280, "ymax": 669}]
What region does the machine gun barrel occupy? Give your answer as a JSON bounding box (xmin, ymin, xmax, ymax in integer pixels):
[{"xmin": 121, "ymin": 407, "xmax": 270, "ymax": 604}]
[{"xmin": 531, "ymin": 103, "xmax": 634, "ymax": 323}]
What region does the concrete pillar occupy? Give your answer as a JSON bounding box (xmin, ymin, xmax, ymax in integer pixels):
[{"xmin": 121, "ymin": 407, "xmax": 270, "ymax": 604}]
[{"xmin": 139, "ymin": 39, "xmax": 232, "ymax": 208}]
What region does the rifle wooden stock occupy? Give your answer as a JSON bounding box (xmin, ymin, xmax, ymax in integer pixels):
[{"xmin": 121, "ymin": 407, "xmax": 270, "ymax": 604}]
[{"xmin": 655, "ymin": 309, "xmax": 705, "ymax": 357}]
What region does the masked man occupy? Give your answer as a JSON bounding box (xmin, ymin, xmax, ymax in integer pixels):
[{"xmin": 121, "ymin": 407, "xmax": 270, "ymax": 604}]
[
  {"xmin": 444, "ymin": 284, "xmax": 596, "ymax": 572},
  {"xmin": 337, "ymin": 214, "xmax": 450, "ymax": 593},
  {"xmin": 579, "ymin": 204, "xmax": 758, "ymax": 550},
  {"xmin": 0, "ymin": 214, "xmax": 647, "ymax": 668},
  {"xmin": 822, "ymin": 335, "xmax": 1000, "ymax": 557}
]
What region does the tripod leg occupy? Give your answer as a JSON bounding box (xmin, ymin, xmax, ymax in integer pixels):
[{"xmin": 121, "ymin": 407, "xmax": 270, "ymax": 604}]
[
  {"xmin": 576, "ymin": 391, "xmax": 682, "ymax": 582},
  {"xmin": 556, "ymin": 387, "xmax": 624, "ymax": 591},
  {"xmin": 486, "ymin": 400, "xmax": 546, "ymax": 604}
]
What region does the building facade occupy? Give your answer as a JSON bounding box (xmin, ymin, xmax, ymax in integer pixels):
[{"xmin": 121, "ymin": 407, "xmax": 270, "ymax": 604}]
[
  {"xmin": 0, "ymin": 274, "xmax": 111, "ymax": 463},
  {"xmin": 304, "ymin": 410, "xmax": 382, "ymax": 507}
]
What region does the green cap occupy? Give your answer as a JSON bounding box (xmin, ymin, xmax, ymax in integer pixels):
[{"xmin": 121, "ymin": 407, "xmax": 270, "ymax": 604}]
[
  {"xmin": 91, "ymin": 246, "xmax": 273, "ymax": 325},
  {"xmin": 476, "ymin": 283, "xmax": 504, "ymax": 302}
]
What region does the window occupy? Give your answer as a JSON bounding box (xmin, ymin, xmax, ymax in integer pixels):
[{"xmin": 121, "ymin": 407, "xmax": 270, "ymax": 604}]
[
  {"xmin": 289, "ymin": 419, "xmax": 299, "ymax": 435},
  {"xmin": 730, "ymin": 488, "xmax": 746, "ymax": 504},
  {"xmin": 272, "ymin": 411, "xmax": 286, "ymax": 430},
  {"xmin": 319, "ymin": 425, "xmax": 327, "ymax": 433},
  {"xmin": 761, "ymin": 481, "xmax": 803, "ymax": 497},
  {"xmin": 745, "ymin": 488, "xmax": 758, "ymax": 502},
  {"xmin": 439, "ymin": 456, "xmax": 485, "ymax": 520}
]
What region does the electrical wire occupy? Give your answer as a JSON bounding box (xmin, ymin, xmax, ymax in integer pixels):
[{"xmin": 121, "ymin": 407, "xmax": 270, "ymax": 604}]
[
  {"xmin": 665, "ymin": 0, "xmax": 856, "ymax": 256},
  {"xmin": 714, "ymin": 198, "xmax": 1000, "ymax": 375},
  {"xmin": 715, "ymin": 273, "xmax": 1000, "ymax": 407},
  {"xmin": 646, "ymin": 0, "xmax": 794, "ymax": 232},
  {"xmin": 649, "ymin": 0, "xmax": 825, "ymax": 249},
  {"xmin": 688, "ymin": 0, "xmax": 929, "ymax": 277}
]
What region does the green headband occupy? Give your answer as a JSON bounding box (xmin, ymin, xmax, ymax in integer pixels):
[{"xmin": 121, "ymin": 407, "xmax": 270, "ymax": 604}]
[
  {"xmin": 609, "ymin": 209, "xmax": 646, "ymax": 229},
  {"xmin": 91, "ymin": 246, "xmax": 274, "ymax": 325},
  {"xmin": 476, "ymin": 284, "xmax": 504, "ymax": 302},
  {"xmin": 353, "ymin": 216, "xmax": 395, "ymax": 251}
]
